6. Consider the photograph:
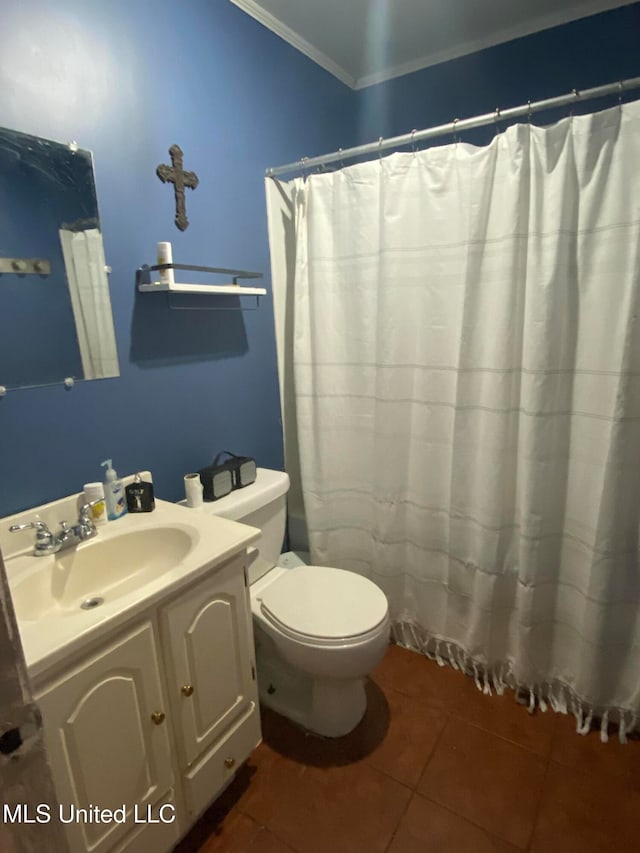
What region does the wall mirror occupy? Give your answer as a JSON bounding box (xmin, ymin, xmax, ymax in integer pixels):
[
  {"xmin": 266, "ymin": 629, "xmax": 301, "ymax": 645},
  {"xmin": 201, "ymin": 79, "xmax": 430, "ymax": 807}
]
[{"xmin": 0, "ymin": 127, "xmax": 119, "ymax": 391}]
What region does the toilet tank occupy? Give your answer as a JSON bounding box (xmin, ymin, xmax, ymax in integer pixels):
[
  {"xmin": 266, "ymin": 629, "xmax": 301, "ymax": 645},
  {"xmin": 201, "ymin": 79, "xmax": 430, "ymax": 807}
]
[{"xmin": 207, "ymin": 468, "xmax": 290, "ymax": 584}]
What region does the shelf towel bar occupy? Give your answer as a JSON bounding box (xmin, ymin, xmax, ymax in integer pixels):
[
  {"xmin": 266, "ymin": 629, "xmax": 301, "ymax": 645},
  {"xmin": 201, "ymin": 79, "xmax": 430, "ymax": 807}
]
[{"xmin": 136, "ymin": 263, "xmax": 266, "ymax": 307}]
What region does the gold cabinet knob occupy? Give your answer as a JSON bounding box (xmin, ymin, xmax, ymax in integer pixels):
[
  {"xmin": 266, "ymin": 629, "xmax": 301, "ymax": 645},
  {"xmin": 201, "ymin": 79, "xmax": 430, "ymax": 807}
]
[
  {"xmin": 181, "ymin": 685, "xmax": 194, "ymax": 697},
  {"xmin": 224, "ymin": 757, "xmax": 235, "ymax": 769},
  {"xmin": 151, "ymin": 711, "xmax": 165, "ymax": 725}
]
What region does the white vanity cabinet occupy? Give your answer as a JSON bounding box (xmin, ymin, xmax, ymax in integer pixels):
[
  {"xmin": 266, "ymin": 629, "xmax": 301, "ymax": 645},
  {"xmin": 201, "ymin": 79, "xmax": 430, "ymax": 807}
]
[
  {"xmin": 35, "ymin": 621, "xmax": 178, "ymax": 853},
  {"xmin": 160, "ymin": 553, "xmax": 261, "ymax": 819},
  {"xmin": 32, "ymin": 550, "xmax": 261, "ymax": 853}
]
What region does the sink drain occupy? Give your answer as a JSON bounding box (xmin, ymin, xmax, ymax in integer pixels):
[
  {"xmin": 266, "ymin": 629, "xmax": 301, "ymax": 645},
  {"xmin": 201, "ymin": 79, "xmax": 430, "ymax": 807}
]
[{"xmin": 80, "ymin": 596, "xmax": 104, "ymax": 610}]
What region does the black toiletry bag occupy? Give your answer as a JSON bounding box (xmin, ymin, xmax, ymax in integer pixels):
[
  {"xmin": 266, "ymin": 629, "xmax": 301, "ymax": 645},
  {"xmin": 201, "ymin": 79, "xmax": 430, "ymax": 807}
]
[{"xmin": 198, "ymin": 451, "xmax": 257, "ymax": 501}]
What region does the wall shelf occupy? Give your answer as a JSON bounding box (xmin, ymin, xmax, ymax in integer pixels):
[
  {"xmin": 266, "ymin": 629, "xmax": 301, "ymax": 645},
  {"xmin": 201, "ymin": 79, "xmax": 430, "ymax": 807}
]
[
  {"xmin": 138, "ymin": 282, "xmax": 266, "ymax": 295},
  {"xmin": 136, "ymin": 263, "xmax": 266, "ymax": 296}
]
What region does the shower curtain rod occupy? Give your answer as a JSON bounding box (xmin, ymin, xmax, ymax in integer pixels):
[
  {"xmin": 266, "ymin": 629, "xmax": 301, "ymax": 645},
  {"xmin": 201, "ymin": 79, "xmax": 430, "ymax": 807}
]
[{"xmin": 265, "ymin": 76, "xmax": 640, "ymax": 178}]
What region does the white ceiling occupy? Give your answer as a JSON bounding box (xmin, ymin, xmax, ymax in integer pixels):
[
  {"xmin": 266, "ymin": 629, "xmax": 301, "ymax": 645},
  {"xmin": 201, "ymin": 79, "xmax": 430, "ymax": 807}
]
[{"xmin": 230, "ymin": 0, "xmax": 634, "ymax": 89}]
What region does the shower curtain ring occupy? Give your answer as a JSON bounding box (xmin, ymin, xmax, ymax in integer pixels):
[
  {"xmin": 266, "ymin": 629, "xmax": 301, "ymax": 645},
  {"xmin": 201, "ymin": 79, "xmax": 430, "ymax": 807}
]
[
  {"xmin": 338, "ymin": 147, "xmax": 345, "ymax": 169},
  {"xmin": 570, "ymin": 88, "xmax": 580, "ymax": 118},
  {"xmin": 494, "ymin": 107, "xmax": 501, "ymax": 135},
  {"xmin": 618, "ymin": 81, "xmax": 624, "ymax": 109},
  {"xmin": 527, "ymin": 100, "xmax": 532, "ymax": 123},
  {"xmin": 378, "ymin": 137, "xmax": 384, "ymax": 161},
  {"xmin": 411, "ymin": 129, "xmax": 417, "ymax": 154},
  {"xmin": 452, "ymin": 118, "xmax": 459, "ymax": 144},
  {"xmin": 300, "ymin": 156, "xmax": 309, "ymax": 180}
]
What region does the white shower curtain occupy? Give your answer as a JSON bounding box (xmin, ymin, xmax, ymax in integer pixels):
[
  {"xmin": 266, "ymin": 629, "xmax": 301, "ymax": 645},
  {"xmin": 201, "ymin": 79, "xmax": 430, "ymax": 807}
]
[{"xmin": 267, "ymin": 101, "xmax": 640, "ymax": 739}]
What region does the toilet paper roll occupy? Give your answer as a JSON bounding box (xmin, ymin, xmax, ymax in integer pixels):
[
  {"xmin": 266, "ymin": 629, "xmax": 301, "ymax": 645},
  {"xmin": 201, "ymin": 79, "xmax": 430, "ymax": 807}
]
[
  {"xmin": 184, "ymin": 473, "xmax": 204, "ymax": 508},
  {"xmin": 157, "ymin": 241, "xmax": 175, "ymax": 286}
]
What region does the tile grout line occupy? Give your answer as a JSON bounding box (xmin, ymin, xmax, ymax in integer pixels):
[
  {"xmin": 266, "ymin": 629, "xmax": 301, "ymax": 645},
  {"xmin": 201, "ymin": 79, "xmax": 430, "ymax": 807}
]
[
  {"xmin": 235, "ymin": 808, "xmax": 304, "ymax": 853},
  {"xmin": 416, "ymin": 784, "xmax": 526, "ymax": 850},
  {"xmin": 259, "ymin": 824, "xmax": 306, "ymax": 853},
  {"xmin": 415, "ymin": 714, "xmax": 548, "ymax": 853},
  {"xmin": 523, "ymin": 747, "xmax": 553, "ymax": 852},
  {"xmin": 409, "ymin": 791, "xmax": 530, "ymax": 852},
  {"xmin": 382, "ymin": 791, "xmax": 415, "ymax": 853},
  {"xmin": 235, "ymin": 751, "xmax": 416, "ymax": 852},
  {"xmin": 412, "ymin": 704, "xmax": 452, "ymax": 785},
  {"xmin": 547, "ymin": 753, "xmax": 634, "ymax": 781},
  {"xmin": 382, "ymin": 710, "xmax": 453, "ymax": 853},
  {"xmin": 359, "ymin": 699, "xmax": 452, "ymax": 790},
  {"xmin": 449, "ymin": 709, "xmax": 554, "ymax": 758},
  {"xmin": 524, "ymin": 713, "xmax": 558, "ymax": 852}
]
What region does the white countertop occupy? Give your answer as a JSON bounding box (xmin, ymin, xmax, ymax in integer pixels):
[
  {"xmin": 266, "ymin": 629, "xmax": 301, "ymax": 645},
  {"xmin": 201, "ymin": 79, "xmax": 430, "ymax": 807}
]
[{"xmin": 3, "ymin": 498, "xmax": 260, "ymax": 682}]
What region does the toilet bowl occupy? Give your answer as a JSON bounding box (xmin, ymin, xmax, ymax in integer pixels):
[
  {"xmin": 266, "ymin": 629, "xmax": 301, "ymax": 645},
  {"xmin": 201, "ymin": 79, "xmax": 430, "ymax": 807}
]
[
  {"xmin": 251, "ymin": 563, "xmax": 389, "ymax": 736},
  {"xmin": 203, "ymin": 468, "xmax": 390, "ymax": 737}
]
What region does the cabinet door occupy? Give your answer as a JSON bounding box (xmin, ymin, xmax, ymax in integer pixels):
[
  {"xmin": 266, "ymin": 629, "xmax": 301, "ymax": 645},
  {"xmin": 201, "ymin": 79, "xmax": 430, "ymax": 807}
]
[
  {"xmin": 111, "ymin": 790, "xmax": 180, "ymax": 853},
  {"xmin": 36, "ymin": 622, "xmax": 174, "ymax": 853},
  {"xmin": 161, "ymin": 555, "xmax": 258, "ymax": 768}
]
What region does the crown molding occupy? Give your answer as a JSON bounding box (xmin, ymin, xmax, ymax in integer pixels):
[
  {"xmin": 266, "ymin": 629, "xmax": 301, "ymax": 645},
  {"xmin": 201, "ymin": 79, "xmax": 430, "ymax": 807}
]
[{"xmin": 230, "ymin": 0, "xmax": 356, "ymax": 88}]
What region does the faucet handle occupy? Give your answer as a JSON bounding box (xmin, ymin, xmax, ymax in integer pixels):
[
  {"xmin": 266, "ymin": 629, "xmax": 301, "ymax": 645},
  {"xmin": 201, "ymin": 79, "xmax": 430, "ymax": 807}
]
[
  {"xmin": 9, "ymin": 520, "xmax": 54, "ymax": 552},
  {"xmin": 9, "ymin": 520, "xmax": 51, "ymax": 537}
]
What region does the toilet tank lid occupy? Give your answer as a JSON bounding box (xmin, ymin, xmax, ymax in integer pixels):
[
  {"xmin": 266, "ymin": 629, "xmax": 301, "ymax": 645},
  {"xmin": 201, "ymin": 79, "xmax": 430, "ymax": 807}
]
[{"xmin": 207, "ymin": 467, "xmax": 289, "ymax": 521}]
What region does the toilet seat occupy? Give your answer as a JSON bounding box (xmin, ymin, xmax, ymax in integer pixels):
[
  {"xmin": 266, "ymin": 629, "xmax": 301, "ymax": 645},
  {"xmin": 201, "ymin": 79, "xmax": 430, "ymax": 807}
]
[{"xmin": 258, "ymin": 565, "xmax": 388, "ymax": 645}]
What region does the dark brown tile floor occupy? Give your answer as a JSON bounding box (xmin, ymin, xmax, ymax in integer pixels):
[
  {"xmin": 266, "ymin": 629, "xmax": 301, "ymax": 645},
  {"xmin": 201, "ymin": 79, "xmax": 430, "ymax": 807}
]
[{"xmin": 175, "ymin": 644, "xmax": 640, "ymax": 853}]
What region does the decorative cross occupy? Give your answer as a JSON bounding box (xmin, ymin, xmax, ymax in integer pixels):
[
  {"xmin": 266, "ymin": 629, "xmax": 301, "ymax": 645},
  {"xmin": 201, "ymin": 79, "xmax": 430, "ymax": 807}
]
[{"xmin": 156, "ymin": 144, "xmax": 199, "ymax": 231}]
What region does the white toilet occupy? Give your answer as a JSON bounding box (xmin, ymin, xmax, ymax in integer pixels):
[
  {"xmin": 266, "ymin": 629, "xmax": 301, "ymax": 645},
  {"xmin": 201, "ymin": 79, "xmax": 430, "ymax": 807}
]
[{"xmin": 207, "ymin": 468, "xmax": 389, "ymax": 737}]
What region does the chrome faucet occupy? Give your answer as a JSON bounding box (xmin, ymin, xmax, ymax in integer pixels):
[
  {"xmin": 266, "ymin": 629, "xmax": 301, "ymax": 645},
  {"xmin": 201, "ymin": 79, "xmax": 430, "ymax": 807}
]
[{"xmin": 10, "ymin": 501, "xmax": 99, "ymax": 556}]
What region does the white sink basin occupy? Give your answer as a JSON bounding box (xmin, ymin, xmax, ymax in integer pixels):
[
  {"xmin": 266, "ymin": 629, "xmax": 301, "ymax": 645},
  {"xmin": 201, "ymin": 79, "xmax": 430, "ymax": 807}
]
[
  {"xmin": 2, "ymin": 495, "xmax": 261, "ymax": 679},
  {"xmin": 11, "ymin": 525, "xmax": 197, "ymax": 622}
]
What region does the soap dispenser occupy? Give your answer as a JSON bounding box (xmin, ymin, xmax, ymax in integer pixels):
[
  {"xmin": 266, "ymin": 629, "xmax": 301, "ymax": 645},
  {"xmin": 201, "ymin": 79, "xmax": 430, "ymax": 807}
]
[{"xmin": 101, "ymin": 459, "xmax": 127, "ymax": 520}]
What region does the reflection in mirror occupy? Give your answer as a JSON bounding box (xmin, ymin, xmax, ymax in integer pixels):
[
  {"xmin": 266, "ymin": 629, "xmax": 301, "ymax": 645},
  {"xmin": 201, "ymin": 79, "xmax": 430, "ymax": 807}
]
[{"xmin": 0, "ymin": 127, "xmax": 119, "ymax": 390}]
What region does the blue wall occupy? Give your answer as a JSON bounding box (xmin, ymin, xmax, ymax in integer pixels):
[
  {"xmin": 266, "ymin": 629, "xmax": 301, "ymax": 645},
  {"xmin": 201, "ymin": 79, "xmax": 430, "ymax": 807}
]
[
  {"xmin": 0, "ymin": 0, "xmax": 356, "ymax": 515},
  {"xmin": 1, "ymin": 0, "xmax": 638, "ymax": 517}
]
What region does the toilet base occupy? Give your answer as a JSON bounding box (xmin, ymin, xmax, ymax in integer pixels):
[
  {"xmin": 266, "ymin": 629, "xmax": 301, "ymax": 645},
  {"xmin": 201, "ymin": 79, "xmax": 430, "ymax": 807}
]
[
  {"xmin": 310, "ymin": 677, "xmax": 367, "ymax": 737},
  {"xmin": 255, "ymin": 633, "xmax": 367, "ymax": 737}
]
